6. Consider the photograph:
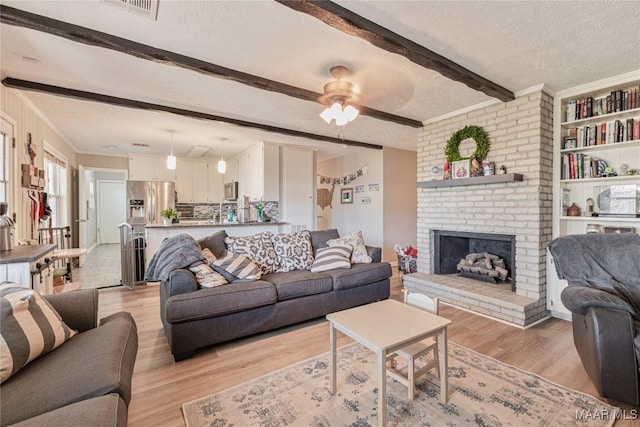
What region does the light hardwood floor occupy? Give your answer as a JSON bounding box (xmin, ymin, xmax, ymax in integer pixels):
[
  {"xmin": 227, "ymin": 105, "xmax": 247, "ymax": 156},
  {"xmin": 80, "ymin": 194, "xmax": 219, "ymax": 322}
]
[{"xmin": 97, "ymin": 275, "xmax": 635, "ymax": 426}]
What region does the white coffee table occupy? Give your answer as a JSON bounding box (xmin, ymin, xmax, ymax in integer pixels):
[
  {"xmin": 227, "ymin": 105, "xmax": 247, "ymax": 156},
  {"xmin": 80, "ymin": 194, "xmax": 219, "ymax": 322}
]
[{"xmin": 327, "ymin": 299, "xmax": 451, "ymax": 427}]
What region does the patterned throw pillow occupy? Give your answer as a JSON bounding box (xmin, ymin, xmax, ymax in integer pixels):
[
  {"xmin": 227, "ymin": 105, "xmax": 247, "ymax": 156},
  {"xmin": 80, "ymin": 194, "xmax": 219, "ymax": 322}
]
[
  {"xmin": 225, "ymin": 232, "xmax": 280, "ymax": 274},
  {"xmin": 327, "ymin": 230, "xmax": 372, "ymax": 264},
  {"xmin": 270, "ymin": 230, "xmax": 314, "ymax": 272},
  {"xmin": 211, "ymin": 251, "xmax": 262, "ymax": 281},
  {"xmin": 310, "ymin": 245, "xmax": 353, "ymax": 272},
  {"xmin": 188, "ymin": 262, "xmax": 228, "ymax": 288},
  {"xmin": 0, "ymin": 283, "xmax": 77, "ymax": 383}
]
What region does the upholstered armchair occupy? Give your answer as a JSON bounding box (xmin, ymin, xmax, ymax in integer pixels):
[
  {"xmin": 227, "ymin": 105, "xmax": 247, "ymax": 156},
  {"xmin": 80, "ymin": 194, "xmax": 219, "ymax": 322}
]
[{"xmin": 548, "ymin": 233, "xmax": 640, "ymax": 405}]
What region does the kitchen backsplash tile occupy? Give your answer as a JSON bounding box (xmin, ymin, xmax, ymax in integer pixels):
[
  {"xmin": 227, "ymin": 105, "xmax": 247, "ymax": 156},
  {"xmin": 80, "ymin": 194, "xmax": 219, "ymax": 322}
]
[{"xmin": 176, "ymin": 202, "xmax": 279, "ymax": 221}]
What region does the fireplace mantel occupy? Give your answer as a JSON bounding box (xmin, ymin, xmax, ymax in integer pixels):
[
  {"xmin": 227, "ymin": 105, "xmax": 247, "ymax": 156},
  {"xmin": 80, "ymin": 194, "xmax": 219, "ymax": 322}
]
[{"xmin": 417, "ymin": 173, "xmax": 523, "ymax": 188}]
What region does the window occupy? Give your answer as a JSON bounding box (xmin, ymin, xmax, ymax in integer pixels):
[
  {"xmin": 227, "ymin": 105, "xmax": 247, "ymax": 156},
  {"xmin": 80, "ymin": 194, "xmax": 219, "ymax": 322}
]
[{"xmin": 44, "ymin": 148, "xmax": 67, "ymax": 226}]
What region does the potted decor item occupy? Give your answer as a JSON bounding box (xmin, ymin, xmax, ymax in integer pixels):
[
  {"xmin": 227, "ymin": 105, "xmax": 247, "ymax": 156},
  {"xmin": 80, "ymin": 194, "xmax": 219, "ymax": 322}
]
[{"xmin": 160, "ymin": 207, "xmax": 178, "ymax": 225}]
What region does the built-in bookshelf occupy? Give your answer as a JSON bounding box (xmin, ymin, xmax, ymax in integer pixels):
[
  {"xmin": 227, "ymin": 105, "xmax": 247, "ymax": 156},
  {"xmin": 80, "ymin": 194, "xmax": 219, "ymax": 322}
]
[{"xmin": 548, "ymin": 71, "xmax": 640, "ymax": 320}]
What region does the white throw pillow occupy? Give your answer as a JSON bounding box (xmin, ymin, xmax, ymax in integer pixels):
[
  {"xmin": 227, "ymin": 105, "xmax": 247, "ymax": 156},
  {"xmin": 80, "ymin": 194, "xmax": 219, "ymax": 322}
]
[
  {"xmin": 310, "ymin": 245, "xmax": 353, "ymax": 272},
  {"xmin": 327, "ymin": 230, "xmax": 372, "ymax": 264},
  {"xmin": 188, "ymin": 262, "xmax": 228, "ymax": 288}
]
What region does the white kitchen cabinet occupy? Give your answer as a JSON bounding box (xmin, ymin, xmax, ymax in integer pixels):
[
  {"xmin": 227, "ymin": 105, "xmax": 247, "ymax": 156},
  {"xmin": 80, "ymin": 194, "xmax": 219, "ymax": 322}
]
[
  {"xmin": 234, "ymin": 142, "xmax": 280, "ymax": 201},
  {"xmin": 175, "ymin": 159, "xmax": 208, "ymax": 203},
  {"xmin": 207, "ymin": 162, "xmax": 224, "ymax": 202},
  {"xmin": 129, "ymin": 156, "xmax": 176, "ymax": 182}
]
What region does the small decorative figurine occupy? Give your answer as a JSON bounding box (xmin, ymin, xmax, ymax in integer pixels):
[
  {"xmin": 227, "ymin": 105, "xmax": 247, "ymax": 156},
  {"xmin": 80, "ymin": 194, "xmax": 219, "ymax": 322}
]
[
  {"xmin": 443, "ymin": 160, "xmax": 451, "ymax": 180},
  {"xmin": 499, "ymin": 165, "xmax": 507, "ymax": 174}
]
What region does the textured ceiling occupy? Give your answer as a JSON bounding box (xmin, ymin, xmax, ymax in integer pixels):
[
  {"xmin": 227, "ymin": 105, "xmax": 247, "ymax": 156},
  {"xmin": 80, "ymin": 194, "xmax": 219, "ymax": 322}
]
[{"xmin": 1, "ymin": 0, "xmax": 639, "ymax": 161}]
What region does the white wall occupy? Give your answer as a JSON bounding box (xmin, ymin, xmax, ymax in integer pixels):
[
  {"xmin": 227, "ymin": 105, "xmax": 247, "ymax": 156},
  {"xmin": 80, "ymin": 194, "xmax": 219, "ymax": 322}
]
[
  {"xmin": 383, "ymin": 147, "xmax": 417, "ymax": 262},
  {"xmin": 318, "ymin": 149, "xmax": 384, "ymax": 250},
  {"xmin": 1, "ymin": 86, "xmax": 77, "ymax": 242}
]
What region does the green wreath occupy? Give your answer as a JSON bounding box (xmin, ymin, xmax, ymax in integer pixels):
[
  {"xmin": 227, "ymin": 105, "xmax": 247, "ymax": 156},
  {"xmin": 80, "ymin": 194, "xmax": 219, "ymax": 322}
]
[{"xmin": 444, "ymin": 125, "xmax": 490, "ymax": 163}]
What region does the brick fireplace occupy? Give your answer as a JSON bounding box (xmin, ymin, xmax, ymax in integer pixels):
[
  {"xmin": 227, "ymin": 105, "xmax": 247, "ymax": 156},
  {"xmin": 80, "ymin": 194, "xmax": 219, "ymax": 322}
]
[{"xmin": 404, "ymin": 88, "xmax": 554, "ymax": 326}]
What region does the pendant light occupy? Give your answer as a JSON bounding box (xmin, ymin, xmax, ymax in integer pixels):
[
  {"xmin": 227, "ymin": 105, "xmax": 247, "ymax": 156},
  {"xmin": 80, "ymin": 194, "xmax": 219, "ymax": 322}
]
[
  {"xmin": 217, "ymin": 138, "xmax": 226, "ymax": 174},
  {"xmin": 166, "ymin": 130, "xmax": 176, "ymax": 170}
]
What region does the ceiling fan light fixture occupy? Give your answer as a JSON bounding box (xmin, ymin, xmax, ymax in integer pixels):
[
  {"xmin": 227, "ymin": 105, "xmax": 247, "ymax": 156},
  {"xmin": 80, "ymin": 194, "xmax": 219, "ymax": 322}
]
[{"xmin": 318, "ymin": 65, "xmax": 361, "ymax": 126}]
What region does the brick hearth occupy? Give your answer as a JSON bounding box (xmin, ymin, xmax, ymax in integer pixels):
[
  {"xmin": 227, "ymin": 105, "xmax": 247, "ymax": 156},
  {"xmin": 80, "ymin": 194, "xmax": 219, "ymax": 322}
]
[{"xmin": 410, "ymin": 88, "xmax": 554, "ymax": 326}]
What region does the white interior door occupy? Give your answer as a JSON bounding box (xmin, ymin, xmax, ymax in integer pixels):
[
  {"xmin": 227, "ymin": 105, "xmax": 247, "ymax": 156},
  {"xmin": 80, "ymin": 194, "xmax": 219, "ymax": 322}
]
[
  {"xmin": 77, "ymin": 165, "xmax": 89, "ymax": 265},
  {"xmin": 98, "ymin": 181, "xmax": 125, "ymax": 243}
]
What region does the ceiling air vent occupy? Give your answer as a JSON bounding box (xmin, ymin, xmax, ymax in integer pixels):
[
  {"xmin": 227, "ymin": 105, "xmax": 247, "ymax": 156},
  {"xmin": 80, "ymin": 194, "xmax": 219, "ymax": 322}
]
[
  {"xmin": 100, "ymin": 0, "xmax": 159, "ymax": 20},
  {"xmin": 186, "ymin": 145, "xmax": 210, "ymax": 158},
  {"xmin": 131, "ymin": 142, "xmax": 150, "ymax": 148}
]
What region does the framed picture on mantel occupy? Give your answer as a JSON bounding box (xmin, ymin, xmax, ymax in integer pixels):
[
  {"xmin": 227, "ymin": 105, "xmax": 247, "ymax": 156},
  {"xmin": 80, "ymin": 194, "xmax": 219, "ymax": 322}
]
[
  {"xmin": 341, "ymin": 187, "xmax": 353, "ymax": 204},
  {"xmin": 452, "ymin": 159, "xmax": 471, "ymax": 179}
]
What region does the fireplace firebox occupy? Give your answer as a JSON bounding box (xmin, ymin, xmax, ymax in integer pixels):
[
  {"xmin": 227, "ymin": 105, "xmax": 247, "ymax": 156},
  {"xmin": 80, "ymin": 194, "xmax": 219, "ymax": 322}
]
[{"xmin": 433, "ymin": 230, "xmax": 516, "ymax": 291}]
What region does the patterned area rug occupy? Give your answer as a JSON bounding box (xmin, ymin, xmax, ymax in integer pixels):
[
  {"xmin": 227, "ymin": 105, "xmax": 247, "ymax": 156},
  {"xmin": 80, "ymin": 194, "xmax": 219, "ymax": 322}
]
[{"xmin": 182, "ymin": 342, "xmax": 618, "ymax": 427}]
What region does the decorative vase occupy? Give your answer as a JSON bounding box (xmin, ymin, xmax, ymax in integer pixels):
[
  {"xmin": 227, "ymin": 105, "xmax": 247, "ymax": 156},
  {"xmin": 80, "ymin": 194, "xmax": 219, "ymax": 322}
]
[
  {"xmin": 566, "ymin": 203, "xmax": 581, "ymax": 217},
  {"xmin": 163, "ymin": 217, "xmax": 172, "ymax": 225},
  {"xmin": 256, "ymin": 208, "xmax": 264, "ymax": 223}
]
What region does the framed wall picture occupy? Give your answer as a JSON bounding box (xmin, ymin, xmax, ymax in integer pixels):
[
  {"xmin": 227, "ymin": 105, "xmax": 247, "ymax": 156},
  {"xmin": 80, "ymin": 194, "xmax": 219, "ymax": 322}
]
[
  {"xmin": 341, "ymin": 187, "xmax": 353, "ymax": 204},
  {"xmin": 452, "ymin": 159, "xmax": 471, "ymax": 179}
]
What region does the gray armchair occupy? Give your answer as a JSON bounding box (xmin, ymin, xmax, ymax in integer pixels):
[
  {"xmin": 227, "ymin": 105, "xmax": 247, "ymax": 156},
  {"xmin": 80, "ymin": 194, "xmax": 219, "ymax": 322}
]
[{"xmin": 548, "ymin": 233, "xmax": 640, "ymax": 405}]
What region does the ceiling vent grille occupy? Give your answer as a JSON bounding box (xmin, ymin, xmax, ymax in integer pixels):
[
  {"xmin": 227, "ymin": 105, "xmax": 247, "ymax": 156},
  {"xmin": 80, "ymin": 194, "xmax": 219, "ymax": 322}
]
[
  {"xmin": 131, "ymin": 142, "xmax": 150, "ymax": 148},
  {"xmin": 100, "ymin": 0, "xmax": 159, "ymax": 20}
]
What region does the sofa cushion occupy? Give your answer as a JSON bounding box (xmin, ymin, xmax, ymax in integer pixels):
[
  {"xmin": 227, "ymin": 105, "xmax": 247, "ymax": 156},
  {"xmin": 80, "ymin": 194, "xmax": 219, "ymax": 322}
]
[
  {"xmin": 261, "ymin": 271, "xmax": 333, "ymax": 301},
  {"xmin": 165, "ymin": 281, "xmax": 277, "ymax": 323},
  {"xmin": 197, "ymin": 230, "xmax": 228, "ymax": 258},
  {"xmin": 309, "ymin": 228, "xmax": 340, "ymax": 253},
  {"xmin": 211, "ymin": 252, "xmax": 262, "ymax": 280},
  {"xmin": 0, "ymin": 284, "xmax": 77, "ymax": 384},
  {"xmin": 225, "ymin": 232, "xmax": 280, "ymax": 274},
  {"xmin": 327, "ymin": 230, "xmax": 372, "ymax": 264},
  {"xmin": 188, "ymin": 262, "xmax": 228, "ymax": 288},
  {"xmin": 9, "ymin": 394, "xmax": 127, "ymax": 427},
  {"xmin": 0, "ymin": 311, "xmax": 137, "ymax": 426},
  {"xmin": 270, "ymin": 230, "xmax": 314, "ymax": 272},
  {"xmin": 325, "ymin": 263, "xmax": 393, "ymax": 291},
  {"xmin": 310, "ymin": 245, "xmax": 353, "ymax": 272}
]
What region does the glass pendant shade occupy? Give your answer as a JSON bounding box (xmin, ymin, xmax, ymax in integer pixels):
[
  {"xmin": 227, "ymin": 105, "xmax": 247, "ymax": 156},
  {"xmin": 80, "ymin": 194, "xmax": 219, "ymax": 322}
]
[
  {"xmin": 166, "ymin": 130, "xmax": 176, "ymax": 170},
  {"xmin": 217, "ymin": 159, "xmax": 226, "ymax": 174},
  {"xmin": 166, "ymin": 152, "xmax": 176, "ymax": 170}
]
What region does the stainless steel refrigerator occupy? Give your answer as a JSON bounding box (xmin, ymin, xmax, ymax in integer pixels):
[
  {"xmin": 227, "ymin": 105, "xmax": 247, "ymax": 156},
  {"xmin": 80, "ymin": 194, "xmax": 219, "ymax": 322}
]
[{"xmin": 126, "ymin": 181, "xmax": 175, "ymax": 226}]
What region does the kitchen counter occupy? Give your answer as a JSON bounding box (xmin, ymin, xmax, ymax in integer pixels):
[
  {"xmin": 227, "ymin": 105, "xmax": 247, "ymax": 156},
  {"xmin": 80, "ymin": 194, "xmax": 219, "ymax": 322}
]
[
  {"xmin": 145, "ymin": 221, "xmax": 287, "ymax": 228},
  {"xmin": 0, "ymin": 244, "xmax": 57, "ymax": 264},
  {"xmin": 144, "ymin": 222, "xmax": 288, "ymax": 266}
]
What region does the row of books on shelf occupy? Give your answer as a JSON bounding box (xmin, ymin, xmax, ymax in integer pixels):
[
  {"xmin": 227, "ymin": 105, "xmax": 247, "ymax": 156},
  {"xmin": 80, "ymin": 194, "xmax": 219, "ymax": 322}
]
[
  {"xmin": 566, "ymin": 87, "xmax": 639, "ymax": 122},
  {"xmin": 561, "ymin": 153, "xmax": 611, "ymax": 180},
  {"xmin": 563, "ymin": 118, "xmax": 640, "ymax": 148}
]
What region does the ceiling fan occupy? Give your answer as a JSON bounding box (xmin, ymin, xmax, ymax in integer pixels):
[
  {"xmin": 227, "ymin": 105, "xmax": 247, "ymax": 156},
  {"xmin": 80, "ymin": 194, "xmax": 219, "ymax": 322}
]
[{"xmin": 318, "ymin": 65, "xmax": 360, "ymax": 126}]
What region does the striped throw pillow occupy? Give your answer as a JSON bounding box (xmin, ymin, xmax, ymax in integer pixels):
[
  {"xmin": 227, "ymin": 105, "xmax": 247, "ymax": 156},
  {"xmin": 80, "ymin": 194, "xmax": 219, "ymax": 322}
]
[
  {"xmin": 211, "ymin": 252, "xmax": 262, "ymax": 281},
  {"xmin": 310, "ymin": 245, "xmax": 353, "ymax": 272},
  {"xmin": 0, "ymin": 283, "xmax": 77, "ymax": 383}
]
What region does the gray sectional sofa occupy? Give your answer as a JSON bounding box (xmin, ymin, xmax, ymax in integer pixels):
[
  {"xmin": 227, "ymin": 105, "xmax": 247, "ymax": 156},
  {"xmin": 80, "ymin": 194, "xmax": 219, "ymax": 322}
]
[
  {"xmin": 0, "ymin": 289, "xmax": 138, "ymax": 427},
  {"xmin": 160, "ymin": 229, "xmax": 392, "ymax": 361}
]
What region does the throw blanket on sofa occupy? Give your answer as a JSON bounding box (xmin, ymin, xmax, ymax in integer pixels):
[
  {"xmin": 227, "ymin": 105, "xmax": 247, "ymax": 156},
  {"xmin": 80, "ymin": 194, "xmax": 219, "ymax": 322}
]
[
  {"xmin": 145, "ymin": 233, "xmax": 205, "ymax": 282},
  {"xmin": 548, "ymin": 233, "xmax": 640, "ymax": 314}
]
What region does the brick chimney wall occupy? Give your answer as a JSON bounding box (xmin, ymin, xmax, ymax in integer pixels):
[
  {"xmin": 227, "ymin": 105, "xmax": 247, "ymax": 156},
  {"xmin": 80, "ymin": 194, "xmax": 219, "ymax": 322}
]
[{"xmin": 415, "ymin": 89, "xmax": 554, "ymax": 321}]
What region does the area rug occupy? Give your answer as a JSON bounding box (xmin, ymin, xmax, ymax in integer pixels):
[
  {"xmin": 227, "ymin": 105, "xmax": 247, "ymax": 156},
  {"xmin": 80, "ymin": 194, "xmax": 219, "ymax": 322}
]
[{"xmin": 182, "ymin": 342, "xmax": 618, "ymax": 427}]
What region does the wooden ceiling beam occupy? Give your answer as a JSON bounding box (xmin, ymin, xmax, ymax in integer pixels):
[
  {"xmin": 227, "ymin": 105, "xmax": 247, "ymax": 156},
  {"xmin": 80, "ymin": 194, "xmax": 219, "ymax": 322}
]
[
  {"xmin": 0, "ymin": 5, "xmax": 422, "ymax": 128},
  {"xmin": 2, "ymin": 77, "xmax": 383, "ymax": 150},
  {"xmin": 276, "ymin": 0, "xmax": 515, "ymax": 102}
]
